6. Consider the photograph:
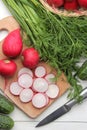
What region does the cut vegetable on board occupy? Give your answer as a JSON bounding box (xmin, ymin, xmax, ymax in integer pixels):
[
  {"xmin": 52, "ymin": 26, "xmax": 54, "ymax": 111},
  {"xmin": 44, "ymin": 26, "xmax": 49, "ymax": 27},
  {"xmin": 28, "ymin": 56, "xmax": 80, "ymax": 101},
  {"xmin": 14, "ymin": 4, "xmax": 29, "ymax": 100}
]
[{"xmin": 0, "ymin": 16, "xmax": 70, "ymax": 118}]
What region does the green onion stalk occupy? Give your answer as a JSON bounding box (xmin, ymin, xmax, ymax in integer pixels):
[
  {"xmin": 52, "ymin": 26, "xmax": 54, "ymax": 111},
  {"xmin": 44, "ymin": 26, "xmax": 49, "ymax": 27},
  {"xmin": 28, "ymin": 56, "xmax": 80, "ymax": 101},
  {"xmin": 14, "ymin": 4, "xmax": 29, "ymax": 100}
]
[{"xmin": 2, "ymin": 0, "xmax": 87, "ymax": 101}]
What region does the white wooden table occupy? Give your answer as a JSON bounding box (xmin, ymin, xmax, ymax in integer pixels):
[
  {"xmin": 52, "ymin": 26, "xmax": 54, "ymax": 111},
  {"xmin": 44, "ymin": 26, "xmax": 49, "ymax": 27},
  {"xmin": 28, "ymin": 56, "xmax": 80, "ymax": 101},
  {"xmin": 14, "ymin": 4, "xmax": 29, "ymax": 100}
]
[{"xmin": 0, "ymin": 0, "xmax": 87, "ymax": 130}]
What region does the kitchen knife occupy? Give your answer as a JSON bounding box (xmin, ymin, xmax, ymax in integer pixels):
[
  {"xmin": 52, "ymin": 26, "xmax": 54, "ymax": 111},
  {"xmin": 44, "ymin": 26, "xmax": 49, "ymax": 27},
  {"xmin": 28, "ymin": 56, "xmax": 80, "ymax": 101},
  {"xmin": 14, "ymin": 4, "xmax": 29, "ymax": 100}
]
[{"xmin": 36, "ymin": 87, "xmax": 87, "ymax": 127}]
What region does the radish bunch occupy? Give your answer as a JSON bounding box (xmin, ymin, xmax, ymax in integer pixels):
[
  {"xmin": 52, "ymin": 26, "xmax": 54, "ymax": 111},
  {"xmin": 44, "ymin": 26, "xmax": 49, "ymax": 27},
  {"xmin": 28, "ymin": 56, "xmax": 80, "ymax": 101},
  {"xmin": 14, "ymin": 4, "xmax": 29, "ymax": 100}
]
[
  {"xmin": 1, "ymin": 29, "xmax": 40, "ymax": 77},
  {"xmin": 9, "ymin": 65, "xmax": 59, "ymax": 108},
  {"xmin": 46, "ymin": 0, "xmax": 87, "ymax": 11}
]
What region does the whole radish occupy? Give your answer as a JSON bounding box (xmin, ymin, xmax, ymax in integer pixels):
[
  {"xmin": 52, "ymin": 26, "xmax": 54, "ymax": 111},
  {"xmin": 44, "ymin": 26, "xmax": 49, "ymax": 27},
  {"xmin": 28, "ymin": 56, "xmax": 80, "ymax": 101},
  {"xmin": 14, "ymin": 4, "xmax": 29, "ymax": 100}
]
[
  {"xmin": 2, "ymin": 29, "xmax": 23, "ymax": 58},
  {"xmin": 46, "ymin": 0, "xmax": 64, "ymax": 7},
  {"xmin": 22, "ymin": 48, "xmax": 40, "ymax": 69},
  {"xmin": 0, "ymin": 59, "xmax": 17, "ymax": 77},
  {"xmin": 64, "ymin": 0, "xmax": 79, "ymax": 10},
  {"xmin": 78, "ymin": 0, "xmax": 87, "ymax": 8}
]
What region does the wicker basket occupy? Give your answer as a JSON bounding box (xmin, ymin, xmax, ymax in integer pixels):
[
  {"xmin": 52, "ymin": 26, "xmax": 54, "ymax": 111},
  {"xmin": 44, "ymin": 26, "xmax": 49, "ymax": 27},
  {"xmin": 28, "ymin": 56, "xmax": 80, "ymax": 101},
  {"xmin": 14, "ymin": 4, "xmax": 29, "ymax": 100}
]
[{"xmin": 39, "ymin": 0, "xmax": 87, "ymax": 17}]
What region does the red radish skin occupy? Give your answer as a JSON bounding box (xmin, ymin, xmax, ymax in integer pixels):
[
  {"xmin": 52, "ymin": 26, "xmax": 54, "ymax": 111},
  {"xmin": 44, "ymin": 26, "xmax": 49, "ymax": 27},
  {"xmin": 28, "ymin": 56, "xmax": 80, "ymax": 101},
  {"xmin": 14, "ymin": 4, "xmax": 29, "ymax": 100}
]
[
  {"xmin": 78, "ymin": 0, "xmax": 87, "ymax": 8},
  {"xmin": 18, "ymin": 73, "xmax": 33, "ymax": 88},
  {"xmin": 10, "ymin": 82, "xmax": 23, "ymax": 96},
  {"xmin": 45, "ymin": 73, "xmax": 56, "ymax": 84},
  {"xmin": 33, "ymin": 78, "xmax": 48, "ymax": 92},
  {"xmin": 46, "ymin": 0, "xmax": 64, "ymax": 7},
  {"xmin": 22, "ymin": 48, "xmax": 40, "ymax": 69},
  {"xmin": 2, "ymin": 29, "xmax": 23, "ymax": 58},
  {"xmin": 34, "ymin": 66, "xmax": 46, "ymax": 78},
  {"xmin": 32, "ymin": 93, "xmax": 47, "ymax": 108},
  {"xmin": 46, "ymin": 84, "xmax": 59, "ymax": 99},
  {"xmin": 18, "ymin": 67, "xmax": 33, "ymax": 77},
  {"xmin": 20, "ymin": 88, "xmax": 34, "ymax": 103},
  {"xmin": 64, "ymin": 0, "xmax": 79, "ymax": 10},
  {"xmin": 0, "ymin": 59, "xmax": 17, "ymax": 77}
]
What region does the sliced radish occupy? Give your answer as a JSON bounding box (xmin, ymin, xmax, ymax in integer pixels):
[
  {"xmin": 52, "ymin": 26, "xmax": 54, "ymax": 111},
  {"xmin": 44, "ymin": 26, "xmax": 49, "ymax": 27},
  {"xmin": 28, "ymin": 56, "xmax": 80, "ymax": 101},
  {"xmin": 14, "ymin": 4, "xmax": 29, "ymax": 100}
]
[
  {"xmin": 18, "ymin": 73, "xmax": 33, "ymax": 88},
  {"xmin": 45, "ymin": 73, "xmax": 56, "ymax": 84},
  {"xmin": 33, "ymin": 78, "xmax": 48, "ymax": 92},
  {"xmin": 18, "ymin": 67, "xmax": 33, "ymax": 77},
  {"xmin": 46, "ymin": 84, "xmax": 59, "ymax": 99},
  {"xmin": 10, "ymin": 82, "xmax": 23, "ymax": 96},
  {"xmin": 35, "ymin": 66, "xmax": 46, "ymax": 78},
  {"xmin": 20, "ymin": 88, "xmax": 34, "ymax": 103},
  {"xmin": 32, "ymin": 93, "xmax": 47, "ymax": 108},
  {"xmin": 44, "ymin": 94, "xmax": 50, "ymax": 105}
]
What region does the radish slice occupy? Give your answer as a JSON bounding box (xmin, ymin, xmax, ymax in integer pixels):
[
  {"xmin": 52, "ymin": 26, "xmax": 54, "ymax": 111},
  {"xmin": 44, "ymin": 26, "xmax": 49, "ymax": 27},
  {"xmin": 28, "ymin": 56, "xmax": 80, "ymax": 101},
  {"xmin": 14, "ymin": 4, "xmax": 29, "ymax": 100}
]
[
  {"xmin": 18, "ymin": 67, "xmax": 33, "ymax": 77},
  {"xmin": 45, "ymin": 73, "xmax": 56, "ymax": 84},
  {"xmin": 10, "ymin": 82, "xmax": 23, "ymax": 95},
  {"xmin": 20, "ymin": 88, "xmax": 34, "ymax": 103},
  {"xmin": 44, "ymin": 94, "xmax": 50, "ymax": 105},
  {"xmin": 32, "ymin": 93, "xmax": 47, "ymax": 108},
  {"xmin": 46, "ymin": 84, "xmax": 59, "ymax": 99},
  {"xmin": 18, "ymin": 73, "xmax": 33, "ymax": 88},
  {"xmin": 35, "ymin": 66, "xmax": 46, "ymax": 77},
  {"xmin": 33, "ymin": 78, "xmax": 48, "ymax": 92}
]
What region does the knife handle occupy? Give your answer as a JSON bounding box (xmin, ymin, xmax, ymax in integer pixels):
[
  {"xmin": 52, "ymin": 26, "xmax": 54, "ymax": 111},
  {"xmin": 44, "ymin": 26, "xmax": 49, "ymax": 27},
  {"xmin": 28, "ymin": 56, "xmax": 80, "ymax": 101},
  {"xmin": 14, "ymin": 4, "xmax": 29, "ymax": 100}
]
[{"xmin": 65, "ymin": 87, "xmax": 87, "ymax": 108}]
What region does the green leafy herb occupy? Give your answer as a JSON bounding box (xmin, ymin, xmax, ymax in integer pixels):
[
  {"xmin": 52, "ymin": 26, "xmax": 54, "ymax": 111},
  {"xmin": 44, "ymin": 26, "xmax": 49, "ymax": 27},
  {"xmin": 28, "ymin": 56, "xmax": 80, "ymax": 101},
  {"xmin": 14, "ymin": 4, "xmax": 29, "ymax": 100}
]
[{"xmin": 3, "ymin": 0, "xmax": 87, "ymax": 101}]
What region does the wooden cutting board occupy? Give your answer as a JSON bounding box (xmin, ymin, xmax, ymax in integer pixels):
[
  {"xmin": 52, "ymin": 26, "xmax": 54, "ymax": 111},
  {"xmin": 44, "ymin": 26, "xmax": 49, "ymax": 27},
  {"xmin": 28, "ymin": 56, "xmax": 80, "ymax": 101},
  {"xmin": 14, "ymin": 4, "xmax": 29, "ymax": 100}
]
[{"xmin": 0, "ymin": 16, "xmax": 70, "ymax": 118}]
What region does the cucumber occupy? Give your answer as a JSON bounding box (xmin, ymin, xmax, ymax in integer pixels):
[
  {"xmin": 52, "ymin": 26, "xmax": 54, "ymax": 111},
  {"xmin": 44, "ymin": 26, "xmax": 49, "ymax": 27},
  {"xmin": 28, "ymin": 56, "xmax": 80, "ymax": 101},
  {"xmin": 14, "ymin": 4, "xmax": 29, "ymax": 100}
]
[
  {"xmin": 75, "ymin": 60, "xmax": 87, "ymax": 80},
  {"xmin": 0, "ymin": 93, "xmax": 14, "ymax": 114},
  {"xmin": 0, "ymin": 114, "xmax": 14, "ymax": 130}
]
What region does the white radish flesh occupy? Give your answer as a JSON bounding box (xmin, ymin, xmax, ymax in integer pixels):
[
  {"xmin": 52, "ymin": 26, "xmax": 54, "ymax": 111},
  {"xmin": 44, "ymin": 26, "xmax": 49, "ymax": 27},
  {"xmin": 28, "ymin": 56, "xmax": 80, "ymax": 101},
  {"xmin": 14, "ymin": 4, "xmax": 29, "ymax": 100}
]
[
  {"xmin": 18, "ymin": 73, "xmax": 33, "ymax": 88},
  {"xmin": 44, "ymin": 94, "xmax": 50, "ymax": 105},
  {"xmin": 46, "ymin": 84, "xmax": 59, "ymax": 99},
  {"xmin": 33, "ymin": 78, "xmax": 48, "ymax": 92},
  {"xmin": 10, "ymin": 82, "xmax": 23, "ymax": 95},
  {"xmin": 18, "ymin": 67, "xmax": 33, "ymax": 77},
  {"xmin": 45, "ymin": 73, "xmax": 56, "ymax": 84},
  {"xmin": 20, "ymin": 88, "xmax": 33, "ymax": 103},
  {"xmin": 35, "ymin": 66, "xmax": 46, "ymax": 78},
  {"xmin": 32, "ymin": 93, "xmax": 47, "ymax": 108}
]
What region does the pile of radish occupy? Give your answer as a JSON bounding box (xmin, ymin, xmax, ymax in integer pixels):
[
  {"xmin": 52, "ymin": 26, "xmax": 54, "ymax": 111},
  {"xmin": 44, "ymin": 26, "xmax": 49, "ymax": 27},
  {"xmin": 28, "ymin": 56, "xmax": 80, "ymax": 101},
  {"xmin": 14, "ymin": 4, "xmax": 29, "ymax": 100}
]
[
  {"xmin": 46, "ymin": 0, "xmax": 87, "ymax": 11},
  {"xmin": 1, "ymin": 29, "xmax": 59, "ymax": 109},
  {"xmin": 10, "ymin": 66, "xmax": 59, "ymax": 108},
  {"xmin": 0, "ymin": 29, "xmax": 40, "ymax": 77}
]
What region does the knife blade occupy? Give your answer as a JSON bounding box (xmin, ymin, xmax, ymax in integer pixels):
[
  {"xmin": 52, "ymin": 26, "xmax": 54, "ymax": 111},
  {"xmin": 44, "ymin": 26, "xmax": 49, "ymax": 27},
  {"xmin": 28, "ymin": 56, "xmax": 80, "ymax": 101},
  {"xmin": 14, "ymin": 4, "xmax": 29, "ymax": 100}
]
[{"xmin": 36, "ymin": 87, "xmax": 87, "ymax": 127}]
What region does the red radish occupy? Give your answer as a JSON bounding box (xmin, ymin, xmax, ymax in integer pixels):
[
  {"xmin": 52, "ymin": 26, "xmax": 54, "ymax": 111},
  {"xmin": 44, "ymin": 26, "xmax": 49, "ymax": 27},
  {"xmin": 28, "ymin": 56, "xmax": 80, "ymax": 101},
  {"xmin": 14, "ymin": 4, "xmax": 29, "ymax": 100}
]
[
  {"xmin": 33, "ymin": 78, "xmax": 48, "ymax": 92},
  {"xmin": 10, "ymin": 82, "xmax": 23, "ymax": 95},
  {"xmin": 18, "ymin": 73, "xmax": 33, "ymax": 88},
  {"xmin": 2, "ymin": 29, "xmax": 23, "ymax": 58},
  {"xmin": 18, "ymin": 67, "xmax": 33, "ymax": 77},
  {"xmin": 64, "ymin": 0, "xmax": 79, "ymax": 10},
  {"xmin": 46, "ymin": 0, "xmax": 64, "ymax": 7},
  {"xmin": 45, "ymin": 73, "xmax": 56, "ymax": 84},
  {"xmin": 32, "ymin": 93, "xmax": 47, "ymax": 108},
  {"xmin": 34, "ymin": 66, "xmax": 46, "ymax": 78},
  {"xmin": 65, "ymin": 0, "xmax": 73, "ymax": 1},
  {"xmin": 46, "ymin": 84, "xmax": 59, "ymax": 98},
  {"xmin": 78, "ymin": 0, "xmax": 87, "ymax": 8},
  {"xmin": 0, "ymin": 59, "xmax": 17, "ymax": 77},
  {"xmin": 20, "ymin": 88, "xmax": 34, "ymax": 103},
  {"xmin": 22, "ymin": 48, "xmax": 40, "ymax": 69}
]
